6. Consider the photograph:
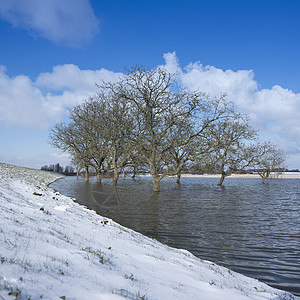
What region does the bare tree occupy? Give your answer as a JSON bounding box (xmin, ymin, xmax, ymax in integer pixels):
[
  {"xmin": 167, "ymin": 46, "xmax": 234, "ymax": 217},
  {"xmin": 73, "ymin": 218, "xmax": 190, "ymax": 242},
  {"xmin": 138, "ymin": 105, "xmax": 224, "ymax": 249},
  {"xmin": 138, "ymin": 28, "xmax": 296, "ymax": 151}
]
[
  {"xmin": 71, "ymin": 156, "xmax": 84, "ymax": 179},
  {"xmin": 49, "ymin": 98, "xmax": 110, "ymax": 182},
  {"xmin": 203, "ymin": 115, "xmax": 259, "ymax": 185},
  {"xmin": 50, "ymin": 92, "xmax": 138, "ymax": 185},
  {"xmin": 124, "ymin": 150, "xmax": 148, "ymax": 179},
  {"xmin": 165, "ymin": 118, "xmax": 210, "ymax": 184},
  {"xmin": 255, "ymin": 142, "xmax": 286, "ymax": 183},
  {"xmin": 72, "ymin": 99, "xmax": 110, "ymax": 183},
  {"xmin": 96, "ymin": 92, "xmax": 135, "ymax": 185},
  {"xmin": 49, "ymin": 121, "xmax": 92, "ymax": 181},
  {"xmin": 101, "ymin": 67, "xmax": 231, "ymax": 191}
]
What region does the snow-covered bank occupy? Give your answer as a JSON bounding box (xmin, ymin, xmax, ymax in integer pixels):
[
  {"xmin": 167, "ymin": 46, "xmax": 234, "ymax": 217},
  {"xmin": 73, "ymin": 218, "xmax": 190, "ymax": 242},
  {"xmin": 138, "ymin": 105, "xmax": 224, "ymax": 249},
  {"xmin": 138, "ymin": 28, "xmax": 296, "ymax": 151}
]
[{"xmin": 0, "ymin": 163, "xmax": 298, "ymax": 300}]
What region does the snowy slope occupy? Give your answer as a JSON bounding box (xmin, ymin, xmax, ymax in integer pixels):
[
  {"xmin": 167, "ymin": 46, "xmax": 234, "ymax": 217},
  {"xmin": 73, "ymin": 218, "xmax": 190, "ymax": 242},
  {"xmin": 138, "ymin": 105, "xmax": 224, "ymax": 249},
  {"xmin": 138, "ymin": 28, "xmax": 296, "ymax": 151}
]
[{"xmin": 0, "ymin": 163, "xmax": 298, "ymax": 300}]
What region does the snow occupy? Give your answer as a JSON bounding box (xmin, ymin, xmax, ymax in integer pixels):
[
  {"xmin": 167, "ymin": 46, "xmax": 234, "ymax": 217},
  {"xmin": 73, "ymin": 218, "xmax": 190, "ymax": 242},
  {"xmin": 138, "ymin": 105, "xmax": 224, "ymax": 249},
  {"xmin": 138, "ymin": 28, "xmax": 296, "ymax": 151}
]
[{"xmin": 0, "ymin": 163, "xmax": 298, "ymax": 300}]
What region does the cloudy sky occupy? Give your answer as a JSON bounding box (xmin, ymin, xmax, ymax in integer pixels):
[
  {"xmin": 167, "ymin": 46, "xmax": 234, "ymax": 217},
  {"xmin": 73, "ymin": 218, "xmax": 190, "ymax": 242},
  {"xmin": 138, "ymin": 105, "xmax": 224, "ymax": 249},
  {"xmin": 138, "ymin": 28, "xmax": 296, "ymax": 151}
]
[{"xmin": 0, "ymin": 0, "xmax": 299, "ymax": 169}]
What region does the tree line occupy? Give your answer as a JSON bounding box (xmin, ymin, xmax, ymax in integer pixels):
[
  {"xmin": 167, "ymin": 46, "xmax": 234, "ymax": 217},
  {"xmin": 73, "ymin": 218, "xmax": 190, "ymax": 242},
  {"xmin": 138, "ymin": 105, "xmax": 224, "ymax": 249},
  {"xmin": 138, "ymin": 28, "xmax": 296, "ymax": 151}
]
[
  {"xmin": 41, "ymin": 163, "xmax": 75, "ymax": 176},
  {"xmin": 49, "ymin": 67, "xmax": 285, "ymax": 191}
]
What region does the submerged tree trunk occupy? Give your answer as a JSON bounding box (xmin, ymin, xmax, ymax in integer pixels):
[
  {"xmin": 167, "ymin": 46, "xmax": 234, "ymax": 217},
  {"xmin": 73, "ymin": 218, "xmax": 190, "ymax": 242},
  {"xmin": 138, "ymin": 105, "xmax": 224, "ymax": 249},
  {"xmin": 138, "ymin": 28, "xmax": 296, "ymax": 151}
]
[
  {"xmin": 96, "ymin": 173, "xmax": 102, "ymax": 183},
  {"xmin": 112, "ymin": 170, "xmax": 120, "ymax": 186},
  {"xmin": 151, "ymin": 174, "xmax": 160, "ymax": 192},
  {"xmin": 149, "ymin": 159, "xmax": 161, "ymax": 192},
  {"xmin": 131, "ymin": 165, "xmax": 136, "ymax": 179},
  {"xmin": 85, "ymin": 166, "xmax": 89, "ymax": 182},
  {"xmin": 217, "ymin": 163, "xmax": 226, "ymax": 186},
  {"xmin": 218, "ymin": 170, "xmax": 226, "ymax": 186},
  {"xmin": 112, "ymin": 149, "xmax": 120, "ymax": 186},
  {"xmin": 259, "ymin": 170, "xmax": 270, "ymax": 184},
  {"xmin": 95, "ymin": 158, "xmax": 105, "ymax": 183},
  {"xmin": 177, "ymin": 173, "xmax": 181, "ymax": 185},
  {"xmin": 261, "ymin": 172, "xmax": 269, "ymax": 183},
  {"xmin": 174, "ymin": 159, "xmax": 186, "ymax": 185}
]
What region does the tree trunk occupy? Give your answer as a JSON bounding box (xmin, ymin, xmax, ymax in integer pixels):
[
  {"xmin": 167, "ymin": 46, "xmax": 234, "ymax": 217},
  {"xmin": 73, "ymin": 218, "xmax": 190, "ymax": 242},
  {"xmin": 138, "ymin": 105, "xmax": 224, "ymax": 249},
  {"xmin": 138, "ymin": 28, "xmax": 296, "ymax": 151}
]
[
  {"xmin": 177, "ymin": 173, "xmax": 181, "ymax": 185},
  {"xmin": 85, "ymin": 166, "xmax": 89, "ymax": 182},
  {"xmin": 96, "ymin": 173, "xmax": 102, "ymax": 183},
  {"xmin": 112, "ymin": 152, "xmax": 120, "ymax": 185},
  {"xmin": 260, "ymin": 171, "xmax": 269, "ymax": 184},
  {"xmin": 149, "ymin": 157, "xmax": 161, "ymax": 192},
  {"xmin": 76, "ymin": 169, "xmax": 79, "ymax": 179},
  {"xmin": 111, "ymin": 149, "xmax": 120, "ymax": 186},
  {"xmin": 132, "ymin": 165, "xmax": 136, "ymax": 179},
  {"xmin": 218, "ymin": 171, "xmax": 226, "ymax": 186},
  {"xmin": 95, "ymin": 158, "xmax": 105, "ymax": 183},
  {"xmin": 151, "ymin": 174, "xmax": 160, "ymax": 192},
  {"xmin": 112, "ymin": 171, "xmax": 119, "ymax": 186}
]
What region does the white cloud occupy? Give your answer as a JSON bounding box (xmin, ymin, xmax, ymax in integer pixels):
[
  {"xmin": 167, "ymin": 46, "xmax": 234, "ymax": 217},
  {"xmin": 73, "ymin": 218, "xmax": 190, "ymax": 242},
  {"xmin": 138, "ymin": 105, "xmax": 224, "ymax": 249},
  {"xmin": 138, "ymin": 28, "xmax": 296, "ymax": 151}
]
[
  {"xmin": 0, "ymin": 64, "xmax": 123, "ymax": 128},
  {"xmin": 161, "ymin": 52, "xmax": 182, "ymax": 74},
  {"xmin": 0, "ymin": 66, "xmax": 61, "ymax": 128},
  {"xmin": 36, "ymin": 64, "xmax": 123, "ymax": 110},
  {"xmin": 0, "ymin": 0, "xmax": 99, "ymax": 46},
  {"xmin": 181, "ymin": 62, "xmax": 258, "ymax": 107},
  {"xmin": 36, "ymin": 64, "xmax": 122, "ymax": 93}
]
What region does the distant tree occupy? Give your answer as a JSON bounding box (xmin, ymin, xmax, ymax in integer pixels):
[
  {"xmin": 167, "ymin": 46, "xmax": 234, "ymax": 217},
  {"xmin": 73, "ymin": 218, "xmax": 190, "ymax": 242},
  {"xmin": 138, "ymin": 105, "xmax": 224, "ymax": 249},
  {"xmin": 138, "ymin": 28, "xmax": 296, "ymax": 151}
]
[
  {"xmin": 254, "ymin": 142, "xmax": 286, "ymax": 183},
  {"xmin": 53, "ymin": 163, "xmax": 64, "ymax": 173},
  {"xmin": 123, "ymin": 150, "xmax": 148, "ymax": 179},
  {"xmin": 41, "ymin": 165, "xmax": 49, "ymax": 171},
  {"xmin": 203, "ymin": 115, "xmax": 259, "ymax": 185},
  {"xmin": 64, "ymin": 165, "xmax": 75, "ymax": 176},
  {"xmin": 41, "ymin": 163, "xmax": 74, "ymax": 175},
  {"xmin": 49, "ymin": 119, "xmax": 92, "ymax": 181},
  {"xmin": 71, "ymin": 157, "xmax": 84, "ymax": 179}
]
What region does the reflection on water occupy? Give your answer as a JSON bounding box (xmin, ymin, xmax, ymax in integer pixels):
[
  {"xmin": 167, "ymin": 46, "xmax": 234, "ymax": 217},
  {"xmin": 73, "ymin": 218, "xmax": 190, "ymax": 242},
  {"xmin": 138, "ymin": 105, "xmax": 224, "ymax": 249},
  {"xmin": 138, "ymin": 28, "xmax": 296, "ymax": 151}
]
[{"xmin": 51, "ymin": 176, "xmax": 300, "ymax": 296}]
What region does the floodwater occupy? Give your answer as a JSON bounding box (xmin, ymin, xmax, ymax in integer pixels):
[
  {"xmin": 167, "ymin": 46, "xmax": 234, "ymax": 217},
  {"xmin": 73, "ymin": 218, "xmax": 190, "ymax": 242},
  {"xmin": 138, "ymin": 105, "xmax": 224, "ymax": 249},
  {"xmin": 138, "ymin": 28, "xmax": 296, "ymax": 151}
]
[{"xmin": 50, "ymin": 176, "xmax": 300, "ymax": 296}]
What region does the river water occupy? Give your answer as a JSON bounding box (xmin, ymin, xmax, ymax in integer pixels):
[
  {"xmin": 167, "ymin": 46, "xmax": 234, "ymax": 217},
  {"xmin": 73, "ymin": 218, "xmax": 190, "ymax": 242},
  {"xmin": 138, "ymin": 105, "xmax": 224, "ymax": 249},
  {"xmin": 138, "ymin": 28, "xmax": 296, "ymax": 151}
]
[{"xmin": 50, "ymin": 176, "xmax": 300, "ymax": 295}]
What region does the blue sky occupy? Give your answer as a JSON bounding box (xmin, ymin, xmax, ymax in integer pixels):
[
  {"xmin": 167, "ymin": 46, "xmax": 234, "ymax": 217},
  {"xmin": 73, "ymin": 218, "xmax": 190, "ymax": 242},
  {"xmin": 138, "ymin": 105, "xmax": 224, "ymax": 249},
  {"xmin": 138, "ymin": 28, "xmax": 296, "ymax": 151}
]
[{"xmin": 0, "ymin": 0, "xmax": 300, "ymax": 169}]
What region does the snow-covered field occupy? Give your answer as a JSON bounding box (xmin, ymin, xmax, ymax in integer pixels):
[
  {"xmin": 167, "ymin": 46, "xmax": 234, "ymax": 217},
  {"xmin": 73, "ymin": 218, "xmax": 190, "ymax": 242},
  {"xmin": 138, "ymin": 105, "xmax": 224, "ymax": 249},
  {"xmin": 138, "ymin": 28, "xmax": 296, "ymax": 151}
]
[{"xmin": 0, "ymin": 163, "xmax": 298, "ymax": 300}]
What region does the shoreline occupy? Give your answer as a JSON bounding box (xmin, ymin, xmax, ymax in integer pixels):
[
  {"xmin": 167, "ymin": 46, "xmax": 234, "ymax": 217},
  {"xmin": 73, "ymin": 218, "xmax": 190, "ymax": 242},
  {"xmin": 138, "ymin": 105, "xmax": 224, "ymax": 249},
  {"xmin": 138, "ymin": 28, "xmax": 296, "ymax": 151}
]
[
  {"xmin": 179, "ymin": 173, "xmax": 300, "ymax": 178},
  {"xmin": 135, "ymin": 173, "xmax": 300, "ymax": 179},
  {"xmin": 0, "ymin": 163, "xmax": 298, "ymax": 299}
]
